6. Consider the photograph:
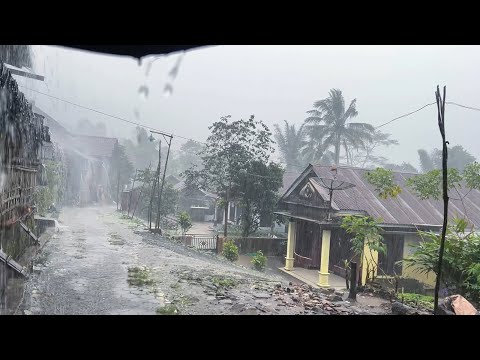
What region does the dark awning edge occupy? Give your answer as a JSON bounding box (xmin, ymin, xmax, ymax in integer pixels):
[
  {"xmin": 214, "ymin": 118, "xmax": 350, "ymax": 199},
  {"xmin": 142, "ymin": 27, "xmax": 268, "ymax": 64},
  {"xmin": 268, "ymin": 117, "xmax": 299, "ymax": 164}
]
[{"xmin": 61, "ymin": 45, "xmax": 208, "ymax": 59}]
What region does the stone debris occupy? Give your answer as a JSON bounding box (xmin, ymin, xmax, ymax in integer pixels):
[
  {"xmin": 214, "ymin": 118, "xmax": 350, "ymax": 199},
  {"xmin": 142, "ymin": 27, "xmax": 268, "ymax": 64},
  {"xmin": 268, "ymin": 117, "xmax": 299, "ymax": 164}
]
[
  {"xmin": 445, "ymin": 295, "xmax": 478, "ymax": 315},
  {"xmin": 270, "ymin": 283, "xmax": 356, "ymax": 315}
]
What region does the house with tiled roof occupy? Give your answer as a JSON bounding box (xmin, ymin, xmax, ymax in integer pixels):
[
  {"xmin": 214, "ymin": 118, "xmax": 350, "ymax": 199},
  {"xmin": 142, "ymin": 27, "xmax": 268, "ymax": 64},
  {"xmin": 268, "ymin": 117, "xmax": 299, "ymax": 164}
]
[
  {"xmin": 33, "ymin": 106, "xmax": 118, "ymax": 206},
  {"xmin": 275, "ymin": 163, "xmax": 480, "ymax": 292}
]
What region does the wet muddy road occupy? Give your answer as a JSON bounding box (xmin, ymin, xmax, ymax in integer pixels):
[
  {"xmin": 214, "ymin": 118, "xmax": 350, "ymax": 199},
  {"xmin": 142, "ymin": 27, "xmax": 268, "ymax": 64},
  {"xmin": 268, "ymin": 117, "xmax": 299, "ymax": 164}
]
[
  {"xmin": 22, "ymin": 205, "xmax": 390, "ymax": 315},
  {"xmin": 22, "ymin": 206, "xmax": 300, "ymax": 315}
]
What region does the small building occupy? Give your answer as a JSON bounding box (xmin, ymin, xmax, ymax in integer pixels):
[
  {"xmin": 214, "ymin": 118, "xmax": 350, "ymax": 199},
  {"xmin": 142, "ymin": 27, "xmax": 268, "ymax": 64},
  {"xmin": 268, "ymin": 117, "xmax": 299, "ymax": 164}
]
[
  {"xmin": 275, "ymin": 164, "xmax": 480, "ymax": 291},
  {"xmin": 1, "ymin": 63, "xmax": 50, "ymax": 310},
  {"xmin": 167, "ymin": 176, "xmax": 220, "ymax": 222},
  {"xmin": 34, "ymin": 106, "xmax": 117, "ymax": 206}
]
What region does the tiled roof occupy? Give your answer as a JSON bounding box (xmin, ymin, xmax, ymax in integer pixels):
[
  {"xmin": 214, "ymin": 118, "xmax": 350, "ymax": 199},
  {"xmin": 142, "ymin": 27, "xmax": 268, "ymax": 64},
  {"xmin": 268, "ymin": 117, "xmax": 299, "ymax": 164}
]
[
  {"xmin": 73, "ymin": 135, "xmax": 118, "ymax": 158},
  {"xmin": 34, "ymin": 106, "xmax": 118, "ymax": 159}
]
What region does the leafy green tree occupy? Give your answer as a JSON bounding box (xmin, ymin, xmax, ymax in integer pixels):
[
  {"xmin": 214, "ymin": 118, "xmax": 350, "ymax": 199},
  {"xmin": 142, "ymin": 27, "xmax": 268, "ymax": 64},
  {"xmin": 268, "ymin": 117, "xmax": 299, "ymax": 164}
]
[
  {"xmin": 109, "ymin": 143, "xmax": 134, "ymax": 200},
  {"xmin": 406, "ymin": 168, "xmax": 462, "ymax": 200},
  {"xmin": 418, "ymin": 145, "xmax": 476, "ymax": 173},
  {"xmin": 134, "ymin": 167, "xmax": 178, "ymax": 222},
  {"xmin": 404, "ymin": 218, "xmax": 480, "ymax": 302},
  {"xmin": 183, "ymin": 115, "xmax": 274, "ymax": 238},
  {"xmin": 349, "ymin": 131, "xmax": 398, "ymax": 168},
  {"xmin": 341, "ymin": 215, "xmax": 387, "ymax": 283},
  {"xmin": 304, "ymin": 89, "xmax": 375, "ymax": 165},
  {"xmin": 173, "ymin": 140, "xmax": 204, "ymax": 175},
  {"xmin": 273, "ymin": 120, "xmax": 307, "ymax": 171},
  {"xmin": 365, "ymin": 168, "xmax": 402, "ymax": 199},
  {"xmin": 237, "ymin": 161, "xmax": 284, "ymax": 238},
  {"xmin": 122, "ymin": 127, "xmax": 159, "ymax": 171},
  {"xmin": 383, "ymin": 162, "xmax": 418, "ymax": 173}
]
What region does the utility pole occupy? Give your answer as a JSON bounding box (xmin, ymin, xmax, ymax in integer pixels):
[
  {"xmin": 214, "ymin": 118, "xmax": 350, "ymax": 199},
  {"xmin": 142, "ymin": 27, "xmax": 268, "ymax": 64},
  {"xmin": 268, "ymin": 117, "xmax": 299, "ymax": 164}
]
[
  {"xmin": 151, "ymin": 131, "xmax": 173, "ymax": 232},
  {"xmin": 434, "ymin": 85, "xmax": 448, "ymax": 314},
  {"xmin": 148, "ymin": 140, "xmax": 161, "ymax": 230}
]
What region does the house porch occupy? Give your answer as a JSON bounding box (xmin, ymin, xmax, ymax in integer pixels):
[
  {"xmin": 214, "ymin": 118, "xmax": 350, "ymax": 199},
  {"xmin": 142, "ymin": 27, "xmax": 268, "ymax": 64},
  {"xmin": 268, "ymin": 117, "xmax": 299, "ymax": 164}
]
[{"xmin": 278, "ymin": 266, "xmax": 346, "ymax": 289}]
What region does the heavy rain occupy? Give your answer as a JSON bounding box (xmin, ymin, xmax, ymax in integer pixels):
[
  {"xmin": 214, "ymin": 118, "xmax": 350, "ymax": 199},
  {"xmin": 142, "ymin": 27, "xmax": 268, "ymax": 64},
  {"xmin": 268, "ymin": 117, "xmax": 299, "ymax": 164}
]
[{"xmin": 1, "ymin": 45, "xmax": 480, "ymax": 315}]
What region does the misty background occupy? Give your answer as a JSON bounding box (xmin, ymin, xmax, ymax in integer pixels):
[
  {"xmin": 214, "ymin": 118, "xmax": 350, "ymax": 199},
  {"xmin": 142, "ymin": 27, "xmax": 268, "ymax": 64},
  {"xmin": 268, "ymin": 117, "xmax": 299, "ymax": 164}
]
[{"xmin": 14, "ymin": 45, "xmax": 480, "ymax": 167}]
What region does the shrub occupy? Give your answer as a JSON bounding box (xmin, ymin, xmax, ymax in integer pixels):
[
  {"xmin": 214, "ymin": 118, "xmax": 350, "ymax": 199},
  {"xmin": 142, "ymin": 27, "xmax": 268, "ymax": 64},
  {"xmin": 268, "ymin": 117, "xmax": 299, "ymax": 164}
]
[
  {"xmin": 223, "ymin": 240, "xmax": 239, "ymax": 262},
  {"xmin": 404, "ymin": 217, "xmax": 480, "ymax": 302},
  {"xmin": 399, "ymin": 293, "xmax": 434, "ymax": 310},
  {"xmin": 178, "ymin": 211, "xmax": 192, "ymax": 236},
  {"xmin": 251, "ymin": 250, "xmax": 267, "ymax": 271}
]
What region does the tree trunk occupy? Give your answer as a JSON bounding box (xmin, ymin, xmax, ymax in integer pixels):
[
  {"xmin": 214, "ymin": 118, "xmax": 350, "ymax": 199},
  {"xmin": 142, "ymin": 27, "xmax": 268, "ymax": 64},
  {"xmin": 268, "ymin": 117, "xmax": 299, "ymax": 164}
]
[
  {"xmin": 223, "ymin": 198, "xmax": 228, "ymax": 239},
  {"xmin": 334, "ymin": 136, "xmax": 341, "ymax": 165}
]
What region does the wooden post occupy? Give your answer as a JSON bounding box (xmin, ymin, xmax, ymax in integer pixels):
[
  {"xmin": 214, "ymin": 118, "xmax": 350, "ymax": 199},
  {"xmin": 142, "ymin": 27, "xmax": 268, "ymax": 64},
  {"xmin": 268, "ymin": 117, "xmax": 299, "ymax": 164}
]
[
  {"xmin": 348, "ymin": 261, "xmax": 357, "ymax": 301},
  {"xmin": 155, "ymin": 135, "xmax": 173, "ymax": 231},
  {"xmin": 434, "ymin": 85, "xmax": 448, "ymax": 315},
  {"xmin": 149, "ymin": 140, "xmax": 161, "ymax": 230}
]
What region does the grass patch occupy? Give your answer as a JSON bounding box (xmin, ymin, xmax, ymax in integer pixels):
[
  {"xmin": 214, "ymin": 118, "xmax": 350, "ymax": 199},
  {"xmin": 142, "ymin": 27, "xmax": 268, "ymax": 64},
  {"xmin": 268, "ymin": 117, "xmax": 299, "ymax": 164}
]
[
  {"xmin": 156, "ymin": 304, "xmax": 178, "ymax": 315},
  {"xmin": 127, "ymin": 266, "xmax": 156, "ymax": 287},
  {"xmin": 108, "ymin": 233, "xmax": 125, "ymax": 245},
  {"xmin": 398, "ymin": 293, "xmax": 434, "ymax": 310},
  {"xmin": 119, "ymin": 214, "xmax": 144, "ymax": 226},
  {"xmin": 213, "ymin": 276, "xmax": 237, "ymax": 289}
]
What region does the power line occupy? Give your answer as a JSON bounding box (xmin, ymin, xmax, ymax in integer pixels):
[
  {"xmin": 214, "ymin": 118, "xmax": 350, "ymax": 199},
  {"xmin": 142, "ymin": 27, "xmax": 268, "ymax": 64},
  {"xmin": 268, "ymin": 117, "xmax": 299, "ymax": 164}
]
[
  {"xmin": 446, "ymin": 101, "xmax": 480, "ymax": 112},
  {"xmin": 19, "ymin": 84, "xmax": 480, "ymax": 172},
  {"xmin": 18, "ymin": 85, "xmax": 207, "ymax": 145},
  {"xmin": 375, "ymin": 102, "xmax": 437, "ymax": 129},
  {"xmin": 18, "ymin": 85, "xmax": 304, "ymax": 177}
]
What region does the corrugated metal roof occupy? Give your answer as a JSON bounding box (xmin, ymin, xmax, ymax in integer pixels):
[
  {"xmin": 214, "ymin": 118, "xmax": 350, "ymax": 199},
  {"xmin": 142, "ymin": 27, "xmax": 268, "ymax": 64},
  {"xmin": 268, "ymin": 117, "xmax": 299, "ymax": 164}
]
[{"xmin": 282, "ymin": 164, "xmax": 480, "ymax": 228}]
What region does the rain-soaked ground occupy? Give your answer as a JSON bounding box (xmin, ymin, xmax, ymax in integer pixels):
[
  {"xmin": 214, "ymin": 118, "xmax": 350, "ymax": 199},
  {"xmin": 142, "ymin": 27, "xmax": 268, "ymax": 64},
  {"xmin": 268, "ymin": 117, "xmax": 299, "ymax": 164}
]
[{"xmin": 20, "ymin": 205, "xmax": 390, "ymax": 315}]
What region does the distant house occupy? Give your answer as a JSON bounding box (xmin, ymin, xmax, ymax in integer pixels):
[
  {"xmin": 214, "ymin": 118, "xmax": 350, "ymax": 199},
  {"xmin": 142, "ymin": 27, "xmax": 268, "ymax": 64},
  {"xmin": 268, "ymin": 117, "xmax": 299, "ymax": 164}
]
[
  {"xmin": 166, "ymin": 176, "xmax": 220, "ymax": 222},
  {"xmin": 34, "ymin": 106, "xmax": 118, "ymax": 205},
  {"xmin": 275, "ymin": 164, "xmax": 480, "ymax": 291}
]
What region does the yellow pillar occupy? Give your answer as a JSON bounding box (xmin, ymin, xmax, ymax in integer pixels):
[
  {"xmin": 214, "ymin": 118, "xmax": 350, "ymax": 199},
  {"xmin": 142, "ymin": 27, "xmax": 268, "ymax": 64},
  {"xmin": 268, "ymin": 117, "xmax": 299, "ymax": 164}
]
[
  {"xmin": 284, "ymin": 220, "xmax": 296, "ymax": 270},
  {"xmin": 318, "ymin": 229, "xmax": 331, "ymax": 287},
  {"xmin": 361, "ymin": 237, "xmax": 379, "ymax": 285}
]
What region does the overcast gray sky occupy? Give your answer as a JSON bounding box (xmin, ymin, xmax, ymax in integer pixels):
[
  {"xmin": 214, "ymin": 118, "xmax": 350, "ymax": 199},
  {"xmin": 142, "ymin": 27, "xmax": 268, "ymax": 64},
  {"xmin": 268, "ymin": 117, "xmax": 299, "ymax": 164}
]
[{"xmin": 16, "ymin": 45, "xmax": 480, "ymax": 169}]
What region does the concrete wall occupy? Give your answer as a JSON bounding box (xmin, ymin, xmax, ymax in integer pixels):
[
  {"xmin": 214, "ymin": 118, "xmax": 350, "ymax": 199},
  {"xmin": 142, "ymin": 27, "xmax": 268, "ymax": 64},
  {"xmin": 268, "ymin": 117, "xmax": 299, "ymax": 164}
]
[{"xmin": 401, "ymin": 233, "xmax": 436, "ymax": 288}]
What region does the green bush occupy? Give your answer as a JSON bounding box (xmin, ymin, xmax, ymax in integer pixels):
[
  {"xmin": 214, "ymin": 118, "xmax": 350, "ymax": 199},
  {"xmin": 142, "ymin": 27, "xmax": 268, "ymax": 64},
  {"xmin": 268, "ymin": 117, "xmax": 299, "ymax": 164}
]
[
  {"xmin": 223, "ymin": 240, "xmax": 239, "ymax": 262},
  {"xmin": 251, "ymin": 250, "xmax": 267, "ymax": 271},
  {"xmin": 399, "ymin": 293, "xmax": 434, "ymax": 310},
  {"xmin": 178, "ymin": 211, "xmax": 192, "ymax": 235}
]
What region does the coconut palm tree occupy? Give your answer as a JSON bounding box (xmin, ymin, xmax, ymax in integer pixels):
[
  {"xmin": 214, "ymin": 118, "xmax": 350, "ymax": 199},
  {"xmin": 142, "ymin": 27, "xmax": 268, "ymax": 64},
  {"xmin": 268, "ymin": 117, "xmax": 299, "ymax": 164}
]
[
  {"xmin": 273, "ymin": 120, "xmax": 307, "ymax": 171},
  {"xmin": 304, "ymin": 89, "xmax": 375, "ymax": 165}
]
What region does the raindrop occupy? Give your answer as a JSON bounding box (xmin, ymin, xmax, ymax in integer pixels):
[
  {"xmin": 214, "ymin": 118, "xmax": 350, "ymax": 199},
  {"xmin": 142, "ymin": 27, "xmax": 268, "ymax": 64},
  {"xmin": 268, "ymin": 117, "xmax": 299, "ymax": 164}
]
[
  {"xmin": 133, "ymin": 108, "xmax": 140, "ymax": 119},
  {"xmin": 163, "ymin": 83, "xmax": 173, "ymax": 98},
  {"xmin": 0, "ymin": 171, "xmax": 6, "ymax": 192},
  {"xmin": 138, "ymin": 85, "xmax": 149, "ymax": 101}
]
